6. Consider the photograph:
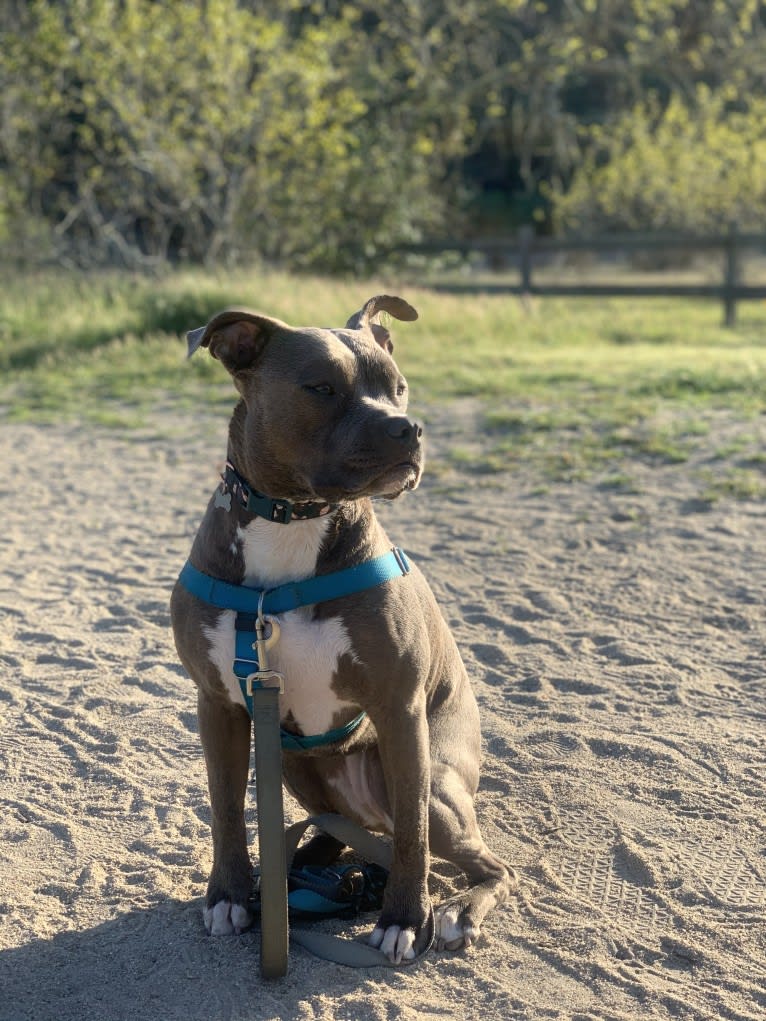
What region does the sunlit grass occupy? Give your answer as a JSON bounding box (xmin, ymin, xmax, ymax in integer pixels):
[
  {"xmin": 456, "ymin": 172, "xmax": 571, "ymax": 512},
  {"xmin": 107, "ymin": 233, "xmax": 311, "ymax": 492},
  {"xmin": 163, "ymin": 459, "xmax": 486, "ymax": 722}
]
[{"xmin": 1, "ymin": 266, "xmax": 764, "ymax": 494}]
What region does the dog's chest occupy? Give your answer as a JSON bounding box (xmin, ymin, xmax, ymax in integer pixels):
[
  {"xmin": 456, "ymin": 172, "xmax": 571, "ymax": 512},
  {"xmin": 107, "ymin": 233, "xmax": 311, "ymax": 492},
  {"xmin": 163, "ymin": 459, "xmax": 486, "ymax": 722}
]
[{"xmin": 203, "ymin": 516, "xmax": 358, "ymax": 734}]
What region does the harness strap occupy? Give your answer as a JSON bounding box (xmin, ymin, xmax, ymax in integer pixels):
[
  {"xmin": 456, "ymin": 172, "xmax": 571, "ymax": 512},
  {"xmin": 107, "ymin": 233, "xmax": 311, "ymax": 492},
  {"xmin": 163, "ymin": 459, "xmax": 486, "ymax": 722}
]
[
  {"xmin": 179, "ymin": 548, "xmax": 410, "ymax": 750},
  {"xmin": 277, "ymin": 711, "xmax": 369, "ymax": 751},
  {"xmin": 180, "ymin": 548, "xmax": 409, "ymax": 750},
  {"xmin": 232, "ymin": 613, "xmax": 369, "ymax": 749},
  {"xmin": 178, "ymin": 546, "xmax": 410, "ymax": 616}
]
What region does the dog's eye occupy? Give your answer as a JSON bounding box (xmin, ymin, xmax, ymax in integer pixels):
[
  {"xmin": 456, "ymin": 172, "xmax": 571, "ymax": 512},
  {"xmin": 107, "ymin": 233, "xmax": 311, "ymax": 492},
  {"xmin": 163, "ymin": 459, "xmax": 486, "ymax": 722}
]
[
  {"xmin": 396, "ymin": 380, "xmax": 407, "ymax": 398},
  {"xmin": 305, "ymin": 383, "xmax": 336, "ymax": 397}
]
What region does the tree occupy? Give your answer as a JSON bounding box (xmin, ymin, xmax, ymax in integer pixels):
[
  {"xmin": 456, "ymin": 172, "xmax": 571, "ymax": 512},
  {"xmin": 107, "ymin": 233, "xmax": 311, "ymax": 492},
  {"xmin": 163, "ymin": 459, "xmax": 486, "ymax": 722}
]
[
  {"xmin": 1, "ymin": 1, "xmax": 764, "ymax": 268},
  {"xmin": 549, "ymin": 87, "xmax": 766, "ymax": 234},
  {"xmin": 0, "ymin": 0, "xmax": 448, "ymax": 269}
]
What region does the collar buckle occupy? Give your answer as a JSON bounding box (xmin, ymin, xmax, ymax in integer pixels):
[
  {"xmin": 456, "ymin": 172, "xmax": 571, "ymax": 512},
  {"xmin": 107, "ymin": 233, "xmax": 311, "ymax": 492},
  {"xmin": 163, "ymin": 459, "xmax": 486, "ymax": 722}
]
[{"xmin": 270, "ymin": 501, "xmax": 292, "ymax": 524}]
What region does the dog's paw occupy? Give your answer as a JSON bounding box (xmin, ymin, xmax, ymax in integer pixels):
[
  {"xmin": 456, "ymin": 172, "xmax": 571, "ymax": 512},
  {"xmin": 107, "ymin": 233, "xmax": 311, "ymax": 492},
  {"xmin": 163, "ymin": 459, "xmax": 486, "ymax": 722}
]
[
  {"xmin": 434, "ymin": 901, "xmax": 478, "ymax": 951},
  {"xmin": 368, "ymin": 923, "xmax": 418, "ymax": 964},
  {"xmin": 203, "ymin": 900, "xmax": 253, "ymax": 936}
]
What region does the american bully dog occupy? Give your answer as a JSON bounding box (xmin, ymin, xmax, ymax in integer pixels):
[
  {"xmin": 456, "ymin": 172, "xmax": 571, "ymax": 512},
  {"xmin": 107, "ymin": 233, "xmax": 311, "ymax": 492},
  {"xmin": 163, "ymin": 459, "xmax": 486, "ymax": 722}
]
[{"xmin": 170, "ymin": 295, "xmax": 514, "ymax": 964}]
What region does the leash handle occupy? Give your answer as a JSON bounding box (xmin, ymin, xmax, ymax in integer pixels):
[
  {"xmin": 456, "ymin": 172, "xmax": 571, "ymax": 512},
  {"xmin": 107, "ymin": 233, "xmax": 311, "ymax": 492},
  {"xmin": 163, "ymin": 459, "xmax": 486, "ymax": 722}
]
[
  {"xmin": 290, "ymin": 913, "xmax": 435, "ymax": 968},
  {"xmin": 285, "ymin": 813, "xmax": 435, "ymax": 968}
]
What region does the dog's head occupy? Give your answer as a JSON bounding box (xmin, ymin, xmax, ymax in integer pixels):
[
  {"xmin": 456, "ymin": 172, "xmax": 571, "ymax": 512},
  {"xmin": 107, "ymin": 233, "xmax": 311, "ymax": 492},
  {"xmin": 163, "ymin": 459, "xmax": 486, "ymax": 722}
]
[{"xmin": 186, "ymin": 295, "xmax": 423, "ymax": 503}]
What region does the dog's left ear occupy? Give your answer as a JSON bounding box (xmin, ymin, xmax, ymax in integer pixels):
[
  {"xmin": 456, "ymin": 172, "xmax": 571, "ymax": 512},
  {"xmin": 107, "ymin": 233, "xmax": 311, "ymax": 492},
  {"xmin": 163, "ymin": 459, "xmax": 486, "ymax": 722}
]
[
  {"xmin": 346, "ymin": 295, "xmax": 418, "ymax": 354},
  {"xmin": 369, "ymin": 323, "xmax": 394, "ymax": 354},
  {"xmin": 186, "ymin": 309, "xmax": 286, "ymax": 374}
]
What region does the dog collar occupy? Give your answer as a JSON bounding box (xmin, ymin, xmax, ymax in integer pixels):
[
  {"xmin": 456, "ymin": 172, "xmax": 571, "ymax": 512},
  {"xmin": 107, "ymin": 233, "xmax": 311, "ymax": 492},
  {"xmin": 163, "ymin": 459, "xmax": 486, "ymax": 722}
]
[{"xmin": 222, "ymin": 462, "xmax": 337, "ymax": 524}]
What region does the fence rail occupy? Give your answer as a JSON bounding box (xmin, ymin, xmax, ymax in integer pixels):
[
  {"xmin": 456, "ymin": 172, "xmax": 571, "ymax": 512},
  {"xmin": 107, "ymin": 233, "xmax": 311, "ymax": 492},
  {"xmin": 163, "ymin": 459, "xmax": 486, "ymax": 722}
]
[{"xmin": 402, "ymin": 228, "xmax": 766, "ymax": 326}]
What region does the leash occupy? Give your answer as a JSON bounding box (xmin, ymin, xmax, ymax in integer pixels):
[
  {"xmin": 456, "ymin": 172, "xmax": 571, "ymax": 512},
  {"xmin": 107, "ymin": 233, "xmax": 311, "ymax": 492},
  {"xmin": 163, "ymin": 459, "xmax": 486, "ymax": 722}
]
[
  {"xmin": 284, "ymin": 813, "xmax": 435, "ymax": 968},
  {"xmin": 251, "ymin": 680, "xmax": 289, "ymax": 977},
  {"xmin": 178, "ymin": 547, "xmax": 434, "ymax": 975}
]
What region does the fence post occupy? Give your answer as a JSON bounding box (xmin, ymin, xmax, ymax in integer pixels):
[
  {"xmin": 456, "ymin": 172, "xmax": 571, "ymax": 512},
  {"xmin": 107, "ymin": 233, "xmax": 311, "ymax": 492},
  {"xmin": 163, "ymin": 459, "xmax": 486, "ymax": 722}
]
[
  {"xmin": 519, "ymin": 225, "xmax": 533, "ymax": 296},
  {"xmin": 723, "ymin": 224, "xmax": 740, "ymax": 327}
]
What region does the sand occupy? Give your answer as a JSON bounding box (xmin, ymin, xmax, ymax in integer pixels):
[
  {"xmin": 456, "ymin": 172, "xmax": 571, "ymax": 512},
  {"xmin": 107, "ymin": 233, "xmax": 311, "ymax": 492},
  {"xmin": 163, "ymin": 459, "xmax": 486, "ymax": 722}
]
[{"xmin": 0, "ymin": 403, "xmax": 764, "ymax": 1021}]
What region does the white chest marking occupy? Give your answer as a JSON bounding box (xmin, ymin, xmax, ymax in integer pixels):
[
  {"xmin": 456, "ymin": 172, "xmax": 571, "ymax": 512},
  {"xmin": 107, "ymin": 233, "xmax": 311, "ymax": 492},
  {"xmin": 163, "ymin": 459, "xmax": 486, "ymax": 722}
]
[
  {"xmin": 237, "ymin": 515, "xmax": 332, "ymax": 587},
  {"xmin": 202, "ymin": 513, "xmax": 358, "ymax": 734}
]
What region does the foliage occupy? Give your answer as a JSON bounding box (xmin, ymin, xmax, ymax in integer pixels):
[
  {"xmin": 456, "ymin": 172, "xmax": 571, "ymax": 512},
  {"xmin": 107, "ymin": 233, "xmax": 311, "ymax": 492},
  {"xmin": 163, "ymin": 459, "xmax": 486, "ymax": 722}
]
[
  {"xmin": 0, "ymin": 0, "xmax": 446, "ymax": 271},
  {"xmin": 0, "ymin": 1, "xmax": 765, "ymax": 268},
  {"xmin": 550, "ymin": 87, "xmax": 766, "ymax": 233}
]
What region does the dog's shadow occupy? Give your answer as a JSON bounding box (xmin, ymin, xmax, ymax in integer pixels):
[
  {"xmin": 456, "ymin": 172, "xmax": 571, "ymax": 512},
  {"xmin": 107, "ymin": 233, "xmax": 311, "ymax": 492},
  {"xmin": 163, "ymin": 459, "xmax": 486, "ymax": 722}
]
[
  {"xmin": 0, "ymin": 898, "xmax": 332, "ymax": 1021},
  {"xmin": 0, "ymin": 874, "xmax": 462, "ymax": 1021},
  {"xmin": 1, "ymin": 900, "xmax": 235, "ymax": 1021}
]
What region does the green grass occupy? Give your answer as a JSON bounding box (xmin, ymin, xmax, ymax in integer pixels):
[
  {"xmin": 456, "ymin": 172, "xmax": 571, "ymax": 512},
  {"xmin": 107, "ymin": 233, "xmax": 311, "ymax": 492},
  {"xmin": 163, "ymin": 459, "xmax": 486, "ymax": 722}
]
[
  {"xmin": 697, "ymin": 468, "xmax": 766, "ymax": 504},
  {"xmin": 1, "ymin": 266, "xmax": 764, "ymax": 495}
]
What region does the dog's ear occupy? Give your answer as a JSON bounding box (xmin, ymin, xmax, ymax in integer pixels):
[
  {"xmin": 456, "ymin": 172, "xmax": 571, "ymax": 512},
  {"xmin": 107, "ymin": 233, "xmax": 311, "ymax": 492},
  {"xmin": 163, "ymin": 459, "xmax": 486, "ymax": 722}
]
[
  {"xmin": 186, "ymin": 309, "xmax": 286, "ymax": 374},
  {"xmin": 345, "ymin": 295, "xmax": 418, "ymax": 353},
  {"xmin": 369, "ymin": 323, "xmax": 394, "ymax": 354}
]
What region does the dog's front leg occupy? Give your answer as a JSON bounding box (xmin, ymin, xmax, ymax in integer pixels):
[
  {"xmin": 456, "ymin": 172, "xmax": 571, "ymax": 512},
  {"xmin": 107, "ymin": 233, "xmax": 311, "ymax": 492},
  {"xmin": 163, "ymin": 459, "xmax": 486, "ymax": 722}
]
[
  {"xmin": 197, "ymin": 689, "xmax": 253, "ymax": 935},
  {"xmin": 368, "ymin": 698, "xmax": 432, "ymax": 964}
]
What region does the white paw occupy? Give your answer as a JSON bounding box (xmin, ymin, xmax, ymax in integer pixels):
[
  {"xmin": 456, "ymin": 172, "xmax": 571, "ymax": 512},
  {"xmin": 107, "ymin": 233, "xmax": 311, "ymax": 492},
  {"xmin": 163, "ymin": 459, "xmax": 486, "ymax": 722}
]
[
  {"xmin": 368, "ymin": 923, "xmax": 417, "ymax": 964},
  {"xmin": 203, "ymin": 900, "xmax": 253, "ymax": 936},
  {"xmin": 434, "ymin": 902, "xmax": 478, "ymax": 951}
]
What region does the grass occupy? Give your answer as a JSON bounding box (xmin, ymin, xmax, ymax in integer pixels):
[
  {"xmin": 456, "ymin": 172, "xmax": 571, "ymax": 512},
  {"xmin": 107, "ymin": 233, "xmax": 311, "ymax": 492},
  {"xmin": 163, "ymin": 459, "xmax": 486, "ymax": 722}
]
[
  {"xmin": 697, "ymin": 467, "xmax": 766, "ymax": 504},
  {"xmin": 1, "ymin": 265, "xmax": 764, "ymax": 496}
]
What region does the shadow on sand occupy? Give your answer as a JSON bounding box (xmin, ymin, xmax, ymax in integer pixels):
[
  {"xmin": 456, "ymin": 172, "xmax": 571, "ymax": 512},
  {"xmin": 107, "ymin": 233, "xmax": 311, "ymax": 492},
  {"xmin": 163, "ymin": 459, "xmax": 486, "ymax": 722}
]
[{"xmin": 0, "ymin": 898, "xmax": 380, "ymax": 1021}]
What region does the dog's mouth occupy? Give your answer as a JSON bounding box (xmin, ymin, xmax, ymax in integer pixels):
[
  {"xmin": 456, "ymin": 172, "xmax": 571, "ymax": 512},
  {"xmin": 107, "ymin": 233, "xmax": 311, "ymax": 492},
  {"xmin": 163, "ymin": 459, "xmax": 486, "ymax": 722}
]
[
  {"xmin": 362, "ymin": 458, "xmax": 423, "ymax": 499},
  {"xmin": 380, "ymin": 460, "xmax": 421, "ymax": 493},
  {"xmin": 308, "ymin": 457, "xmax": 422, "ymax": 502}
]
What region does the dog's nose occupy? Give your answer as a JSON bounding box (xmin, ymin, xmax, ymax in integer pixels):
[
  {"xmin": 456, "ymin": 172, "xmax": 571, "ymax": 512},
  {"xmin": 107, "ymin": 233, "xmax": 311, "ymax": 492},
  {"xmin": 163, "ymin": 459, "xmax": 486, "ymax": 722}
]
[{"xmin": 385, "ymin": 416, "xmax": 423, "ymax": 443}]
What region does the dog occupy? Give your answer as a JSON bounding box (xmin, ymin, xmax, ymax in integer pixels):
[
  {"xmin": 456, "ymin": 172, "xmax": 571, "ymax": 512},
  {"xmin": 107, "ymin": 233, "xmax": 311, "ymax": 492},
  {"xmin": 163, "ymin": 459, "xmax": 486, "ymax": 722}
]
[{"xmin": 170, "ymin": 295, "xmax": 514, "ymax": 964}]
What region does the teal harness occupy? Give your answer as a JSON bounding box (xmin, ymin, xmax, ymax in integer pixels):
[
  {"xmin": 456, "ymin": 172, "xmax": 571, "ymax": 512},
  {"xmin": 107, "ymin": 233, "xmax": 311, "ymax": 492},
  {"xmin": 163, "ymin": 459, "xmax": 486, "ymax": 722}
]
[{"xmin": 177, "ymin": 547, "xmax": 411, "ymax": 750}]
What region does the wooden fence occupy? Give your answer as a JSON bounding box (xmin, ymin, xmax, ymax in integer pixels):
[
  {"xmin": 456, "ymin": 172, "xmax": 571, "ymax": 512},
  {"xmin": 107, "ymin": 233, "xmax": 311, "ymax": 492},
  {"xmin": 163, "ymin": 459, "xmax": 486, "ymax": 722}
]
[{"xmin": 402, "ymin": 228, "xmax": 766, "ymax": 326}]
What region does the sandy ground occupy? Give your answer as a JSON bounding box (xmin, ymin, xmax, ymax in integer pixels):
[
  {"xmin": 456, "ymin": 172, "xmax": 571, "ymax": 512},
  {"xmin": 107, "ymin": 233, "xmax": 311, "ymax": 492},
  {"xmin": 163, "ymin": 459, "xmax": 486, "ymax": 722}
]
[{"xmin": 0, "ymin": 403, "xmax": 764, "ymax": 1021}]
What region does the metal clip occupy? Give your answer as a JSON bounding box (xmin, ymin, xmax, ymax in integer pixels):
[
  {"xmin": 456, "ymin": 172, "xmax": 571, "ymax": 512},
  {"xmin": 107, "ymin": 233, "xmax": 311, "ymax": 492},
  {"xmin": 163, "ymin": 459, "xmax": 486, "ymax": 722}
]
[
  {"xmin": 245, "ymin": 669, "xmax": 285, "ymax": 695},
  {"xmin": 392, "ymin": 546, "xmax": 410, "ymax": 575},
  {"xmin": 246, "ymin": 595, "xmax": 284, "ymax": 694},
  {"xmin": 253, "ymin": 613, "xmax": 281, "ymax": 667}
]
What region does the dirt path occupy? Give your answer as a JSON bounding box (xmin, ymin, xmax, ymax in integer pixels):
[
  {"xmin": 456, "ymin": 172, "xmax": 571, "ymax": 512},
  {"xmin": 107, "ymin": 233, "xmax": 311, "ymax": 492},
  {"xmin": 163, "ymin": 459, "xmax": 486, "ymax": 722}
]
[{"xmin": 0, "ymin": 406, "xmax": 764, "ymax": 1020}]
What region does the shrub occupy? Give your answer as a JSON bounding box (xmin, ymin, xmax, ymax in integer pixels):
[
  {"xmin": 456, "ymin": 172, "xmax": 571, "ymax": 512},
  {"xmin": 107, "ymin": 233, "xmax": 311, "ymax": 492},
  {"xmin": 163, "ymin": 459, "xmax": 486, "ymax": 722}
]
[
  {"xmin": 549, "ymin": 87, "xmax": 766, "ymax": 235},
  {"xmin": 0, "ymin": 0, "xmax": 445, "ymax": 271}
]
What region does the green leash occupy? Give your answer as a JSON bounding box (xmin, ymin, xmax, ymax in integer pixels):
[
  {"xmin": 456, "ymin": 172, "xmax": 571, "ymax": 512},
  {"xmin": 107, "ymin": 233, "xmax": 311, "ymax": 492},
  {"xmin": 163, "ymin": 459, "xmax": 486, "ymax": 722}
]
[
  {"xmin": 284, "ymin": 814, "xmax": 435, "ymax": 970},
  {"xmin": 251, "ymin": 709, "xmax": 435, "ymax": 974},
  {"xmin": 251, "ymin": 707, "xmax": 435, "ymax": 975},
  {"xmin": 240, "ymin": 565, "xmax": 433, "ymax": 977},
  {"xmin": 251, "ymin": 685, "xmax": 289, "ymax": 978}
]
